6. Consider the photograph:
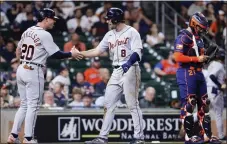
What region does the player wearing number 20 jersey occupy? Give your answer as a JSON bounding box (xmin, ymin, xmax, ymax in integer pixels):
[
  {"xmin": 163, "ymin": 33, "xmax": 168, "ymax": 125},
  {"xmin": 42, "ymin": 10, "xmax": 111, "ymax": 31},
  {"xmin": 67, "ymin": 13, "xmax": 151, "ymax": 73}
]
[
  {"xmin": 18, "ymin": 26, "xmax": 59, "ymax": 65},
  {"xmin": 7, "ymin": 8, "xmax": 82, "ymax": 144}
]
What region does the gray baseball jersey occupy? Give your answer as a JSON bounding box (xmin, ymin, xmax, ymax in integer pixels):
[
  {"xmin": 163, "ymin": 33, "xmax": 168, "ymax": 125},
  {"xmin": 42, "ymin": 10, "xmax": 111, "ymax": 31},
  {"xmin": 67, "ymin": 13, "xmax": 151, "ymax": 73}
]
[
  {"xmin": 11, "ymin": 26, "xmax": 59, "ymax": 138},
  {"xmin": 207, "ymin": 60, "xmax": 226, "ymax": 139},
  {"xmin": 17, "ymin": 26, "xmax": 60, "ymax": 65},
  {"xmin": 98, "ymin": 25, "xmax": 142, "ymax": 66},
  {"xmin": 97, "ymin": 25, "xmax": 144, "ymax": 139}
]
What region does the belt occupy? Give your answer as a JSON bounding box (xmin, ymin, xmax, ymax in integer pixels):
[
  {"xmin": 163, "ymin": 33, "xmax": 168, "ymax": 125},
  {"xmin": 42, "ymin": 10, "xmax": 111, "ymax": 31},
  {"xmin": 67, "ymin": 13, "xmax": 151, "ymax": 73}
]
[
  {"xmin": 113, "ymin": 64, "xmax": 138, "ymax": 69},
  {"xmin": 113, "ymin": 65, "xmax": 120, "ymax": 69},
  {"xmin": 20, "ymin": 61, "xmax": 44, "ymax": 67}
]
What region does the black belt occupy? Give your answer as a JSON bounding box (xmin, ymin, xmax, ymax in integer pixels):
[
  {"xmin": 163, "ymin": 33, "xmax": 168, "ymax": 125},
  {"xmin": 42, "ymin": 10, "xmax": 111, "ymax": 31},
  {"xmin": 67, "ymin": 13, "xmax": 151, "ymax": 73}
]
[
  {"xmin": 113, "ymin": 65, "xmax": 120, "ymax": 69},
  {"xmin": 113, "ymin": 65, "xmax": 139, "ymax": 69},
  {"xmin": 20, "ymin": 61, "xmax": 44, "ymax": 67}
]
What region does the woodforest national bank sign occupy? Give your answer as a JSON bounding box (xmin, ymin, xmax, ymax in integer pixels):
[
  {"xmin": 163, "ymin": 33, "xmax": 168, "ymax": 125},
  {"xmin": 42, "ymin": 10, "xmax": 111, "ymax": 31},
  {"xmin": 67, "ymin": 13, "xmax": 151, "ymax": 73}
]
[{"xmin": 34, "ymin": 114, "xmax": 182, "ymax": 143}]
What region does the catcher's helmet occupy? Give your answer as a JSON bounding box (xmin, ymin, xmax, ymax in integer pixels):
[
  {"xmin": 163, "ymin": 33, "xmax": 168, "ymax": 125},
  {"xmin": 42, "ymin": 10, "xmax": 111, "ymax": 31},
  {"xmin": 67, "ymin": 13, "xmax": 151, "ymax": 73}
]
[
  {"xmin": 105, "ymin": 7, "xmax": 124, "ymax": 24},
  {"xmin": 188, "ymin": 12, "xmax": 208, "ymax": 36},
  {"xmin": 36, "ymin": 8, "xmax": 59, "ymax": 22}
]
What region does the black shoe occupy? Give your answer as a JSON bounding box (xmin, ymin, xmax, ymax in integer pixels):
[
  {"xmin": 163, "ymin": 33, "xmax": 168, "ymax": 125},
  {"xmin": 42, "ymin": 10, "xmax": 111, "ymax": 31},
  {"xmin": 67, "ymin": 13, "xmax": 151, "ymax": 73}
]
[
  {"xmin": 84, "ymin": 137, "xmax": 108, "ymax": 144},
  {"xmin": 219, "ymin": 136, "xmax": 227, "ymax": 141},
  {"xmin": 129, "ymin": 139, "xmax": 145, "ymax": 144}
]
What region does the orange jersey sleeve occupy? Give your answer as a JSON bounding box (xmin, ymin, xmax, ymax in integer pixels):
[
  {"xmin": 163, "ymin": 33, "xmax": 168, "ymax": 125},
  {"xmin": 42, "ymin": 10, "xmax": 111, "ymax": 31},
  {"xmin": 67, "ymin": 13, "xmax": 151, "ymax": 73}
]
[{"xmin": 173, "ymin": 52, "xmax": 199, "ymax": 63}]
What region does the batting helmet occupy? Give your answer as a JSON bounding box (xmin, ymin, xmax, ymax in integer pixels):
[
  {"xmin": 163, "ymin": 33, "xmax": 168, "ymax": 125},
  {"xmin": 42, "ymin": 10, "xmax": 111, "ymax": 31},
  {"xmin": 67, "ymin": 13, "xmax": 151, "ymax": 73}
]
[
  {"xmin": 188, "ymin": 12, "xmax": 208, "ymax": 36},
  {"xmin": 36, "ymin": 8, "xmax": 59, "ymax": 22},
  {"xmin": 105, "ymin": 7, "xmax": 124, "ymax": 24}
]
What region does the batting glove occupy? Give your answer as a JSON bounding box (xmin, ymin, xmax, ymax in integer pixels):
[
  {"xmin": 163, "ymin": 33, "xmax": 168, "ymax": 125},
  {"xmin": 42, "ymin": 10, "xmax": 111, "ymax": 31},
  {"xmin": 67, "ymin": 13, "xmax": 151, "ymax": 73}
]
[{"xmin": 122, "ymin": 62, "xmax": 131, "ymax": 73}]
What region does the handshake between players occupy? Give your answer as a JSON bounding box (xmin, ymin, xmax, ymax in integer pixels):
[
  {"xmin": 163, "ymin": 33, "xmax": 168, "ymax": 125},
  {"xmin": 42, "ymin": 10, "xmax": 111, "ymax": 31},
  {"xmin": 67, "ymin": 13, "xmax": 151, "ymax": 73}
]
[
  {"xmin": 70, "ymin": 46, "xmax": 84, "ymax": 60},
  {"xmin": 71, "ymin": 47, "xmax": 210, "ymax": 62}
]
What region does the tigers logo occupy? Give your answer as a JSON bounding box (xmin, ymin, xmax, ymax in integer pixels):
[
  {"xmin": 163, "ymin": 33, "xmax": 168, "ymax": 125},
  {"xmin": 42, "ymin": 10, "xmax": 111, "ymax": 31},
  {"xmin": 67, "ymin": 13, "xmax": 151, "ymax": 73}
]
[{"xmin": 109, "ymin": 37, "xmax": 129, "ymax": 49}]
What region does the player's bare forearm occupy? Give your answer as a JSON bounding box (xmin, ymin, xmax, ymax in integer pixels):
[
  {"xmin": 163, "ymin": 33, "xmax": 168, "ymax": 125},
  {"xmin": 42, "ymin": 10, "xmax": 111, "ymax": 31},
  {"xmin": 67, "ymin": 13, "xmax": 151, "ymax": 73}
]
[{"xmin": 81, "ymin": 48, "xmax": 101, "ymax": 58}]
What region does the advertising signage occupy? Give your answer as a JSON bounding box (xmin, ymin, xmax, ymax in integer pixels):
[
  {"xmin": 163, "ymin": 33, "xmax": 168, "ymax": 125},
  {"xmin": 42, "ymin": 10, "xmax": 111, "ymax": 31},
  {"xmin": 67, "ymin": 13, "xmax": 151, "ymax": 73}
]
[{"xmin": 35, "ymin": 114, "xmax": 182, "ymax": 142}]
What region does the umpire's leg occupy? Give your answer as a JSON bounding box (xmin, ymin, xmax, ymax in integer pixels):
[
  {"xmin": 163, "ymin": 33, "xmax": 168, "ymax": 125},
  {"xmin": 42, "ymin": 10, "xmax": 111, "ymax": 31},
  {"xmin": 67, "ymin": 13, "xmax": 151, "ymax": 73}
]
[{"xmin": 207, "ymin": 86, "xmax": 225, "ymax": 139}]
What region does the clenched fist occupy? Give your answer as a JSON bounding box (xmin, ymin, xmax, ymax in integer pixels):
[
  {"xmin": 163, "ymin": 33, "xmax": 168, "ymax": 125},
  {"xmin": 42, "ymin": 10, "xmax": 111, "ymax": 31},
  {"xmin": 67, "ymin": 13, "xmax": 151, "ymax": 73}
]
[{"xmin": 197, "ymin": 55, "xmax": 209, "ymax": 62}]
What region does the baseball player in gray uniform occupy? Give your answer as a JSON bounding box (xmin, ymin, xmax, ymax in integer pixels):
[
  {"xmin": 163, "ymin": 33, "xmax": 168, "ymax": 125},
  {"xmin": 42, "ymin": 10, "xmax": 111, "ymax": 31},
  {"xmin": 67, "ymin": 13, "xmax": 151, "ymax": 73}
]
[
  {"xmin": 80, "ymin": 8, "xmax": 144, "ymax": 144},
  {"xmin": 207, "ymin": 50, "xmax": 226, "ymax": 140},
  {"xmin": 7, "ymin": 8, "xmax": 82, "ymax": 144}
]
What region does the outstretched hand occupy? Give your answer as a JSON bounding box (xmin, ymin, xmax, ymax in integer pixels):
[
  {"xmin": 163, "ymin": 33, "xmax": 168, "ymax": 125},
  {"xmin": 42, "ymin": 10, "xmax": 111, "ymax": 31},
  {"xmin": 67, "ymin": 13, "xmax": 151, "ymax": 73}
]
[{"xmin": 71, "ymin": 46, "xmax": 83, "ymax": 61}]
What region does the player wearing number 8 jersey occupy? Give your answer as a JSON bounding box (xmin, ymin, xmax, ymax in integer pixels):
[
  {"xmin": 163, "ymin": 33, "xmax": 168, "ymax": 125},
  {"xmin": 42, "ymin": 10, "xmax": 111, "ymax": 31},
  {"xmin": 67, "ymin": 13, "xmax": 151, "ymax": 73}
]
[
  {"xmin": 7, "ymin": 8, "xmax": 82, "ymax": 144},
  {"xmin": 81, "ymin": 7, "xmax": 144, "ymax": 144}
]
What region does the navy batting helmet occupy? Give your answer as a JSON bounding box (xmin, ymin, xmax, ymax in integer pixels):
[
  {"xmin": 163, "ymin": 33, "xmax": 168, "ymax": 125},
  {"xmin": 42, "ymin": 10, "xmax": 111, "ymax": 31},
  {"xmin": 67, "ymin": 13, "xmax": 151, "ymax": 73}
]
[
  {"xmin": 105, "ymin": 7, "xmax": 124, "ymax": 24},
  {"xmin": 188, "ymin": 12, "xmax": 209, "ymax": 36},
  {"xmin": 36, "ymin": 8, "xmax": 59, "ymax": 22}
]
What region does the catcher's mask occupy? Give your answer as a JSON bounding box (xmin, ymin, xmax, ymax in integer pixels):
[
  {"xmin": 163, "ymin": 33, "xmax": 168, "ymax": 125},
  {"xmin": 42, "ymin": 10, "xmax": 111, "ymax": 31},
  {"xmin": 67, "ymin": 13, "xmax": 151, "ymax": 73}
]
[{"xmin": 187, "ymin": 12, "xmax": 209, "ymax": 36}]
